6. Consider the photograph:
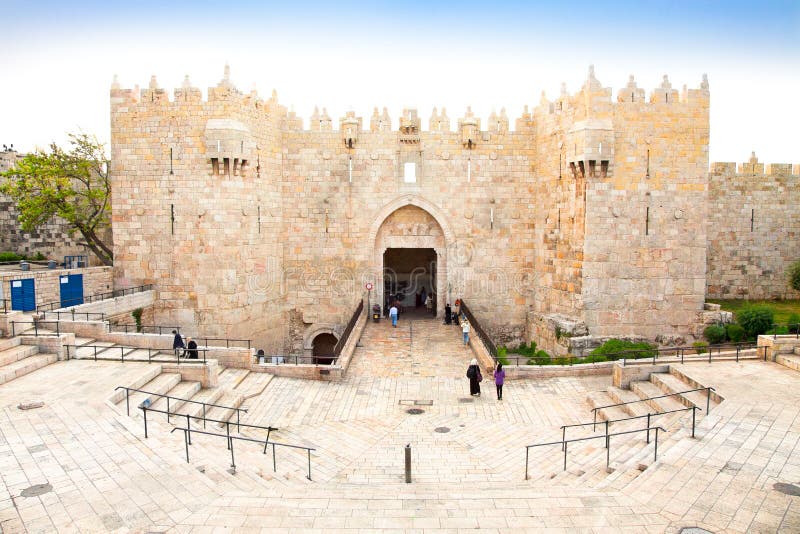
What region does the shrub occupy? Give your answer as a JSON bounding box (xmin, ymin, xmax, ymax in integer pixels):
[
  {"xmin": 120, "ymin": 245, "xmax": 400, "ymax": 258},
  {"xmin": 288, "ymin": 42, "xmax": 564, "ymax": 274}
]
[
  {"xmin": 553, "ymin": 356, "xmax": 571, "ymax": 366},
  {"xmin": 131, "ymin": 308, "xmax": 144, "ymax": 333},
  {"xmin": 787, "ymin": 313, "xmax": 800, "ymax": 335},
  {"xmin": 512, "ymin": 341, "xmax": 537, "ymax": 357},
  {"xmin": 693, "ymin": 341, "xmax": 709, "ymax": 354},
  {"xmin": 737, "ymin": 305, "xmax": 775, "ymax": 339},
  {"xmin": 584, "ymin": 353, "xmax": 608, "ymax": 364},
  {"xmin": 496, "ymin": 346, "xmax": 509, "ymax": 366},
  {"xmin": 0, "ymin": 252, "xmax": 23, "ymax": 262},
  {"xmin": 725, "ymin": 323, "xmax": 746, "ymax": 343},
  {"xmin": 789, "ymin": 259, "xmax": 800, "ymax": 292},
  {"xmin": 528, "ymin": 350, "xmax": 551, "ymax": 366},
  {"xmin": 590, "ymin": 339, "xmax": 657, "ymax": 361},
  {"xmin": 31, "ymin": 252, "xmax": 46, "ymax": 261},
  {"xmin": 703, "ymin": 325, "xmax": 727, "ymax": 344},
  {"xmin": 766, "ymin": 325, "xmax": 789, "ymax": 336}
]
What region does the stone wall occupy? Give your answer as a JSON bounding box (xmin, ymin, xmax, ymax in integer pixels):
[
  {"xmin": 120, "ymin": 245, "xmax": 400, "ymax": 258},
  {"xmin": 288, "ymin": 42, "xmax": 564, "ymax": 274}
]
[
  {"xmin": 0, "ymin": 266, "xmax": 112, "ymax": 310},
  {"xmin": 110, "ymin": 66, "xmax": 714, "ymax": 353},
  {"xmin": 706, "ymin": 156, "xmax": 800, "ymax": 300}
]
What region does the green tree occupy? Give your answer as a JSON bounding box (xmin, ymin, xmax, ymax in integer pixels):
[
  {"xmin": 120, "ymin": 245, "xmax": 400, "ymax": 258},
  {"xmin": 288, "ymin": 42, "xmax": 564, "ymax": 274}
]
[
  {"xmin": 0, "ymin": 133, "xmax": 112, "ymax": 265},
  {"xmin": 789, "ymin": 259, "xmax": 800, "ymax": 292}
]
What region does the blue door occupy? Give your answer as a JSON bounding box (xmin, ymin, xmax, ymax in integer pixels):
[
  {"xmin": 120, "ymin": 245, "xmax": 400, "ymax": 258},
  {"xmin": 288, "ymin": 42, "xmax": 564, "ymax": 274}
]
[
  {"xmin": 60, "ymin": 274, "xmax": 84, "ymax": 308},
  {"xmin": 10, "ymin": 279, "xmax": 36, "ymax": 312}
]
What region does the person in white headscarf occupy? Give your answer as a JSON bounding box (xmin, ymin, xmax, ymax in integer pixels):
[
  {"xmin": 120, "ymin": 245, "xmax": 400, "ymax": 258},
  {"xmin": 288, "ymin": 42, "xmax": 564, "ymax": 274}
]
[{"xmin": 466, "ymin": 358, "xmax": 482, "ymax": 396}]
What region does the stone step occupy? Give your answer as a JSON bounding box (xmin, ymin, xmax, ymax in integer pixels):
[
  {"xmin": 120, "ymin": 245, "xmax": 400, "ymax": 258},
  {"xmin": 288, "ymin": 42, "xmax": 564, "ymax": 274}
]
[
  {"xmin": 205, "ymin": 391, "xmax": 245, "ymax": 427},
  {"xmin": 218, "ymin": 367, "xmax": 250, "ymax": 390},
  {"xmin": 649, "ymin": 372, "xmax": 717, "ymax": 412},
  {"xmin": 71, "ymin": 341, "xmax": 116, "ymax": 359},
  {"xmin": 606, "ymin": 386, "xmax": 651, "ymax": 417},
  {"xmin": 0, "ymin": 344, "xmax": 39, "ymax": 367},
  {"xmin": 150, "ymin": 380, "xmax": 202, "ymax": 415},
  {"xmin": 121, "ymin": 373, "xmax": 182, "ymax": 416},
  {"xmin": 668, "ymin": 366, "xmax": 725, "ymax": 403},
  {"xmin": 175, "ymin": 387, "xmax": 226, "ymax": 420},
  {"xmin": 0, "ymin": 353, "xmax": 57, "ymax": 385},
  {"xmin": 235, "ymin": 371, "xmax": 273, "ymax": 399},
  {"xmin": 0, "ymin": 336, "xmax": 22, "ymax": 352},
  {"xmin": 777, "ymin": 353, "xmax": 800, "ymax": 373},
  {"xmin": 629, "ymin": 380, "xmax": 686, "ymax": 413},
  {"xmin": 586, "ymin": 390, "xmax": 630, "ymax": 422}
]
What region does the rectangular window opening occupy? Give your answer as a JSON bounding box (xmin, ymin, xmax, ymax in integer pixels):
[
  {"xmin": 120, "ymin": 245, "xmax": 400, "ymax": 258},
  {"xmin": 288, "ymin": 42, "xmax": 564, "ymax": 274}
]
[
  {"xmin": 223, "ymin": 158, "xmax": 230, "ymax": 177},
  {"xmin": 588, "ymin": 160, "xmax": 596, "ymax": 178},
  {"xmin": 211, "ymin": 158, "xmax": 219, "ymax": 176},
  {"xmin": 600, "ymin": 160, "xmax": 609, "ymax": 178},
  {"xmin": 240, "ymin": 159, "xmax": 248, "ymax": 177}
]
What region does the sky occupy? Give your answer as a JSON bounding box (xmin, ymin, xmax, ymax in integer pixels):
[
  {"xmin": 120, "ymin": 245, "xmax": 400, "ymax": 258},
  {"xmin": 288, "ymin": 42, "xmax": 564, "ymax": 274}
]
[{"xmin": 0, "ymin": 0, "xmax": 798, "ymax": 165}]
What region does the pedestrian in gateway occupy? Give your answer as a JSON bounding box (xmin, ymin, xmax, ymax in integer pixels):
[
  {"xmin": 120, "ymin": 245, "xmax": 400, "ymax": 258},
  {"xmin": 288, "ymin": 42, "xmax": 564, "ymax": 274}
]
[
  {"xmin": 466, "ymin": 358, "xmax": 482, "ymax": 396},
  {"xmin": 461, "ymin": 318, "xmax": 470, "ymax": 345},
  {"xmin": 493, "ymin": 361, "xmax": 505, "ymax": 401},
  {"xmin": 389, "ymin": 304, "xmax": 399, "ymax": 328},
  {"xmin": 172, "ymin": 330, "xmax": 184, "ymax": 356}
]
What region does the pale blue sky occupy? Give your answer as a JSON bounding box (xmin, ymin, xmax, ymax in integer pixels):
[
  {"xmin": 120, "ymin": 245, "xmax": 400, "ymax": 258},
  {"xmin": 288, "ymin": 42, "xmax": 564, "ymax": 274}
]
[{"xmin": 1, "ymin": 0, "xmax": 797, "ymax": 164}]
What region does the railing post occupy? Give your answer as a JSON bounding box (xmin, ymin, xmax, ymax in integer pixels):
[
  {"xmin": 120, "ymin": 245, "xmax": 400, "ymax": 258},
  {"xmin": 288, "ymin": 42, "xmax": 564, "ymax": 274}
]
[
  {"xmin": 143, "ymin": 407, "xmax": 149, "ymax": 438},
  {"xmin": 405, "ymin": 444, "xmax": 412, "ymax": 483},
  {"xmin": 307, "ymin": 449, "xmax": 312, "ymax": 481},
  {"xmin": 183, "ymin": 429, "xmax": 190, "ymax": 463},
  {"xmin": 72, "ymin": 309, "xmax": 75, "ymax": 321},
  {"xmin": 708, "ymin": 347, "xmax": 712, "ymax": 363},
  {"xmin": 229, "ymin": 436, "xmax": 236, "ymax": 473},
  {"xmin": 186, "ymin": 414, "xmax": 192, "ymax": 445},
  {"xmin": 680, "ymin": 348, "xmax": 684, "ymax": 364},
  {"xmin": 692, "ymin": 406, "xmax": 696, "ymax": 438},
  {"xmin": 167, "ymin": 397, "xmax": 170, "ymax": 423},
  {"xmin": 654, "ymin": 427, "xmax": 659, "ymax": 462},
  {"xmin": 203, "ymin": 404, "xmax": 207, "ymax": 429},
  {"xmin": 561, "ymin": 427, "xmax": 566, "ymax": 451},
  {"xmin": 606, "ymin": 435, "xmax": 611, "ymax": 469},
  {"xmin": 706, "ymin": 388, "xmax": 711, "ymax": 413},
  {"xmin": 125, "ymin": 388, "xmax": 130, "ymax": 416},
  {"xmin": 525, "ymin": 447, "xmax": 529, "ymax": 480},
  {"xmin": 646, "ymin": 413, "xmax": 651, "ymax": 444},
  {"xmin": 605, "ymin": 420, "xmax": 609, "ymax": 449},
  {"xmin": 94, "ymin": 346, "xmax": 97, "ymax": 361},
  {"xmin": 736, "ymin": 345, "xmax": 740, "ymax": 362},
  {"xmin": 592, "ymin": 410, "xmax": 597, "ymax": 432},
  {"xmin": 563, "ymin": 441, "xmax": 568, "ymax": 471},
  {"xmin": 237, "ymin": 409, "xmax": 241, "ymax": 433},
  {"xmin": 272, "ymin": 443, "xmax": 277, "ymax": 472},
  {"xmin": 226, "ymin": 422, "xmax": 231, "ymax": 450}
]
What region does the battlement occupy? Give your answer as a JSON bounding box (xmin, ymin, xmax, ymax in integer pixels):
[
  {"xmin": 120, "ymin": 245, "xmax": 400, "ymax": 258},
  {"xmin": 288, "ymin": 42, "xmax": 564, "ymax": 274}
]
[{"xmin": 711, "ymin": 153, "xmax": 800, "ymax": 177}]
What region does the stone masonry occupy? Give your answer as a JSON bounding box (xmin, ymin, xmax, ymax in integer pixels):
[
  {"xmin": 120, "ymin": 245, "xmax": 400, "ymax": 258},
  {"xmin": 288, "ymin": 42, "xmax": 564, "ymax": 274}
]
[{"xmin": 109, "ymin": 65, "xmax": 796, "ymax": 355}]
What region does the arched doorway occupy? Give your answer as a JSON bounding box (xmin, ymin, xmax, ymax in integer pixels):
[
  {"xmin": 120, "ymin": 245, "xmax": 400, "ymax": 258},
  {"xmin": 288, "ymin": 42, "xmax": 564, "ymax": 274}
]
[
  {"xmin": 370, "ymin": 198, "xmax": 454, "ymax": 318},
  {"xmin": 312, "ymin": 333, "xmax": 338, "ymax": 365}
]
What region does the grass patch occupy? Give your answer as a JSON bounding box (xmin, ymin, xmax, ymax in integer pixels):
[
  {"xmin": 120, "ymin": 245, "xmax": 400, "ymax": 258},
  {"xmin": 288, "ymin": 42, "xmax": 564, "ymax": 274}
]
[{"xmin": 708, "ymin": 299, "xmax": 800, "ymax": 324}]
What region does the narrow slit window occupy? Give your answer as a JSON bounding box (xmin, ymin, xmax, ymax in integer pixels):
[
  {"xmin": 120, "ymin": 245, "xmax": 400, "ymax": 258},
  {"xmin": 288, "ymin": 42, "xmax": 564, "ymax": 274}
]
[
  {"xmin": 224, "ymin": 158, "xmax": 230, "ymax": 177},
  {"xmin": 211, "ymin": 158, "xmax": 219, "ymax": 176}
]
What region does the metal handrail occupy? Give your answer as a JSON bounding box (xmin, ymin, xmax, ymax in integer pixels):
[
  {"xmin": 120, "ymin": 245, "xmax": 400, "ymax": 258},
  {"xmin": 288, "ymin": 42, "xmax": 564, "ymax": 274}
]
[
  {"xmin": 67, "ymin": 344, "xmax": 209, "ymax": 364},
  {"xmin": 771, "ymin": 322, "xmax": 800, "ymax": 339},
  {"xmin": 524, "ymin": 425, "xmax": 667, "ymax": 479},
  {"xmin": 110, "ymin": 324, "xmax": 181, "ymax": 335},
  {"xmin": 41, "ymin": 310, "xmax": 106, "ymax": 321},
  {"xmin": 36, "ymin": 284, "xmax": 154, "ymax": 312},
  {"xmin": 564, "ymin": 405, "xmax": 700, "ymax": 448},
  {"xmin": 460, "ymin": 300, "xmax": 498, "ymax": 358},
  {"xmin": 591, "ymin": 387, "xmax": 715, "ymax": 426},
  {"xmin": 333, "ymin": 298, "xmax": 364, "ymax": 358},
  {"xmin": 168, "ymin": 426, "xmax": 315, "ymax": 480},
  {"xmin": 138, "ymin": 405, "xmax": 270, "ymax": 437},
  {"xmin": 10, "ymin": 321, "xmax": 61, "ymax": 337},
  {"xmin": 258, "ymin": 354, "xmax": 339, "ymax": 366},
  {"xmin": 192, "ymin": 336, "xmax": 251, "ymax": 350},
  {"xmin": 116, "ymin": 385, "xmax": 247, "ymax": 421}
]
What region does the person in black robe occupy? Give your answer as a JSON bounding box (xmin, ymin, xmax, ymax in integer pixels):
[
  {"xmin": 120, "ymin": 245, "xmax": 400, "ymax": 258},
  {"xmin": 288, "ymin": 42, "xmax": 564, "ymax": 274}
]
[
  {"xmin": 172, "ymin": 330, "xmax": 184, "ymax": 356},
  {"xmin": 186, "ymin": 337, "xmax": 198, "ymax": 359},
  {"xmin": 444, "ymin": 303, "xmax": 452, "ymax": 324},
  {"xmin": 466, "ymin": 358, "xmax": 482, "ymax": 396}
]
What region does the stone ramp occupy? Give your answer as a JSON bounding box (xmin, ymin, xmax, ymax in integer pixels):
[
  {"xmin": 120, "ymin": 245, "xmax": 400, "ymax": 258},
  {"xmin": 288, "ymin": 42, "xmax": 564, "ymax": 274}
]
[{"xmin": 347, "ymin": 317, "xmax": 473, "ymax": 378}]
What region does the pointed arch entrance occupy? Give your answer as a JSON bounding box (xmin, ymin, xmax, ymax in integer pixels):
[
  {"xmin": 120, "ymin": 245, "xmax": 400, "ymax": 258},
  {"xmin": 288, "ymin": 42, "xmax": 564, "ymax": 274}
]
[{"xmin": 370, "ymin": 196, "xmax": 454, "ymax": 318}]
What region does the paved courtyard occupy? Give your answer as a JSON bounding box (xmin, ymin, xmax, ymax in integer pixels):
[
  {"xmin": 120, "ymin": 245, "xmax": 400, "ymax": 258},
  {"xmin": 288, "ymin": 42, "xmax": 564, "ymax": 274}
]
[{"xmin": 0, "ymin": 318, "xmax": 799, "ymax": 532}]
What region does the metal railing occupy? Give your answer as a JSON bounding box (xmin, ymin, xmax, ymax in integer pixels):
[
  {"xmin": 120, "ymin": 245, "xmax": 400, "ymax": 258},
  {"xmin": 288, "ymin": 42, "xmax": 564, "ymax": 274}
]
[
  {"xmin": 498, "ymin": 342, "xmax": 764, "ymax": 367},
  {"xmin": 1, "ymin": 298, "xmax": 9, "ymax": 314},
  {"xmin": 563, "ymin": 405, "xmax": 701, "ymax": 447},
  {"xmin": 110, "ymin": 324, "xmax": 181, "ymax": 335},
  {"xmin": 332, "ymin": 298, "xmax": 364, "ymax": 359},
  {"xmin": 115, "ymin": 386, "xmax": 248, "ymax": 429},
  {"xmin": 258, "ymin": 354, "xmax": 338, "ymax": 365},
  {"xmin": 770, "ymin": 322, "xmax": 800, "ymax": 339},
  {"xmin": 591, "ymin": 387, "xmax": 716, "ymax": 428},
  {"xmin": 192, "ymin": 337, "xmax": 251, "ymax": 350},
  {"xmin": 10, "ymin": 321, "xmax": 61, "ymax": 337},
  {"xmin": 67, "ymin": 344, "xmax": 209, "ymax": 364},
  {"xmin": 460, "ymin": 300, "xmax": 498, "ymax": 358},
  {"xmin": 525, "ymin": 425, "xmax": 667, "ymax": 479},
  {"xmin": 41, "ymin": 310, "xmax": 106, "ymax": 322},
  {"xmin": 168, "ymin": 426, "xmax": 315, "ymax": 481},
  {"xmin": 36, "ymin": 284, "xmax": 154, "ymax": 312}
]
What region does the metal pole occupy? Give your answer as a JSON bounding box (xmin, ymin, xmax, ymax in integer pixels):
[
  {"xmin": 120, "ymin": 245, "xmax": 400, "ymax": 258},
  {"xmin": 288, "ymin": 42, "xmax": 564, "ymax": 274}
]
[
  {"xmin": 203, "ymin": 404, "xmax": 206, "ymax": 429},
  {"xmin": 562, "ymin": 427, "xmax": 566, "ymax": 451},
  {"xmin": 563, "ymin": 441, "xmax": 568, "ymax": 471},
  {"xmin": 525, "ymin": 447, "xmax": 529, "ymax": 480},
  {"xmin": 272, "ymin": 443, "xmax": 276, "ymax": 472},
  {"xmin": 167, "ymin": 397, "xmax": 170, "ymax": 423},
  {"xmin": 125, "ymin": 389, "xmax": 130, "ymax": 416},
  {"xmin": 186, "ymin": 414, "xmax": 192, "ymax": 445},
  {"xmin": 691, "ymin": 406, "xmax": 696, "ymax": 438},
  {"xmin": 229, "ymin": 437, "xmax": 235, "ymax": 473},
  {"xmin": 606, "ymin": 435, "xmax": 611, "ymax": 469},
  {"xmin": 144, "ymin": 407, "xmax": 148, "ymax": 438},
  {"xmin": 654, "ymin": 427, "xmax": 659, "ymax": 462},
  {"xmin": 736, "ymin": 346, "xmax": 739, "ymax": 362},
  {"xmin": 681, "ymin": 348, "xmax": 684, "ymax": 364},
  {"xmin": 226, "ymin": 422, "xmax": 231, "ymax": 450},
  {"xmin": 237, "ymin": 410, "xmax": 240, "ymax": 433},
  {"xmin": 184, "ymin": 429, "xmax": 190, "ymax": 463},
  {"xmin": 706, "ymin": 388, "xmax": 711, "ymax": 413},
  {"xmin": 646, "ymin": 414, "xmax": 651, "ymax": 444},
  {"xmin": 404, "ymin": 444, "xmax": 412, "ymax": 483},
  {"xmin": 605, "ymin": 420, "xmax": 609, "ymax": 449},
  {"xmin": 592, "ymin": 410, "xmax": 597, "ymax": 432},
  {"xmin": 307, "ymin": 450, "xmax": 312, "ymax": 481}
]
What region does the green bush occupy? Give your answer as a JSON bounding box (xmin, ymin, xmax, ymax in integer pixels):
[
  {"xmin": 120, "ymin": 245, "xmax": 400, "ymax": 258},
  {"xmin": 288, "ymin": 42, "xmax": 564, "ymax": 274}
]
[
  {"xmin": 496, "ymin": 346, "xmax": 509, "ymax": 366},
  {"xmin": 511, "ymin": 341, "xmax": 537, "ymax": 357},
  {"xmin": 584, "ymin": 353, "xmax": 608, "ymax": 364},
  {"xmin": 528, "ymin": 350, "xmax": 551, "ymax": 366},
  {"xmin": 703, "ymin": 325, "xmax": 727, "ymax": 344},
  {"xmin": 787, "ymin": 313, "xmax": 800, "ymax": 335},
  {"xmin": 132, "ymin": 308, "xmax": 144, "ymax": 333},
  {"xmin": 589, "ymin": 339, "xmax": 656, "ymax": 361},
  {"xmin": 737, "ymin": 305, "xmax": 775, "ymax": 339},
  {"xmin": 789, "ymin": 259, "xmax": 800, "ymax": 292},
  {"xmin": 693, "ymin": 341, "xmax": 709, "ymax": 354},
  {"xmin": 0, "ymin": 252, "xmax": 24, "ymax": 262},
  {"xmin": 725, "ymin": 323, "xmax": 746, "ymax": 343},
  {"xmin": 766, "ymin": 325, "xmax": 789, "ymax": 336},
  {"xmin": 553, "ymin": 356, "xmax": 571, "ymax": 366},
  {"xmin": 31, "ymin": 252, "xmax": 46, "ymax": 261}
]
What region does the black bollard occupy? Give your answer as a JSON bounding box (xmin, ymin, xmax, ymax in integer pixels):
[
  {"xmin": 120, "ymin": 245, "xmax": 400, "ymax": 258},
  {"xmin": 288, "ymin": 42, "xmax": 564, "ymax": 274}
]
[{"xmin": 405, "ymin": 444, "xmax": 411, "ymax": 483}]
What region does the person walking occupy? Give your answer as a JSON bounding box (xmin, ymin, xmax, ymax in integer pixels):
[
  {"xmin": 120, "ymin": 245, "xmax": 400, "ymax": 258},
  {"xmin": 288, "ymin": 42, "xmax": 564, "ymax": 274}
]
[
  {"xmin": 389, "ymin": 304, "xmax": 399, "ymax": 328},
  {"xmin": 493, "ymin": 362, "xmax": 506, "ymax": 401},
  {"xmin": 444, "ymin": 303, "xmax": 452, "ymax": 324},
  {"xmin": 461, "ymin": 319, "xmax": 470, "ymax": 345},
  {"xmin": 466, "ymin": 358, "xmax": 482, "ymax": 396},
  {"xmin": 172, "ymin": 330, "xmax": 184, "ymax": 356},
  {"xmin": 186, "ymin": 337, "xmax": 198, "ymax": 359},
  {"xmin": 425, "ymin": 293, "xmax": 432, "ymax": 314}
]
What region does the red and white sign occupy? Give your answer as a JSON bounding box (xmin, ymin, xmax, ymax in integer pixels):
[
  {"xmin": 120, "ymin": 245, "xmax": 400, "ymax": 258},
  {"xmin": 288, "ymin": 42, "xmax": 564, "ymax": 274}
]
[{"xmin": 365, "ymin": 282, "xmax": 374, "ymax": 291}]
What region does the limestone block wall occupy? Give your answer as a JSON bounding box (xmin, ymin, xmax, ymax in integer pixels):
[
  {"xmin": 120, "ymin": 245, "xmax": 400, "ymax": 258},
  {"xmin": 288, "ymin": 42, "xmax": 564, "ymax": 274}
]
[
  {"xmin": 0, "ymin": 266, "xmax": 112, "ymax": 309},
  {"xmin": 707, "ymin": 159, "xmax": 800, "ymax": 299}
]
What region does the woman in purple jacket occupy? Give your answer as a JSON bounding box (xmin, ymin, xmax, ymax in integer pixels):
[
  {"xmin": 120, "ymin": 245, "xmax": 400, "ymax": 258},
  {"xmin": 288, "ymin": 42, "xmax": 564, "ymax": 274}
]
[{"xmin": 493, "ymin": 362, "xmax": 505, "ymax": 401}]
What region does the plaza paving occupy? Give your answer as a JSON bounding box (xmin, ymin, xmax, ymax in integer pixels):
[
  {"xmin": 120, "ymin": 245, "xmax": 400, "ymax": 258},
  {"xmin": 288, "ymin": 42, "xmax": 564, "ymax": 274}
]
[{"xmin": 0, "ymin": 318, "xmax": 799, "ymax": 532}]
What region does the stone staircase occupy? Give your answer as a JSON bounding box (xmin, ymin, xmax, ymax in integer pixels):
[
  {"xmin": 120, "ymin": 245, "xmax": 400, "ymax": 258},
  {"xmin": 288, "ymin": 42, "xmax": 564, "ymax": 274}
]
[{"xmin": 0, "ymin": 336, "xmax": 58, "ymax": 386}]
